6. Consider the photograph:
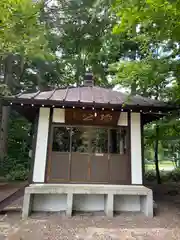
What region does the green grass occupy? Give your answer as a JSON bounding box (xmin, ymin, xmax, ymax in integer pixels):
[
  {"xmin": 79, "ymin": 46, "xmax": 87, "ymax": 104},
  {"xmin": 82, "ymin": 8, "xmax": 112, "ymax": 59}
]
[{"xmin": 145, "ymin": 161, "xmax": 174, "ymax": 170}]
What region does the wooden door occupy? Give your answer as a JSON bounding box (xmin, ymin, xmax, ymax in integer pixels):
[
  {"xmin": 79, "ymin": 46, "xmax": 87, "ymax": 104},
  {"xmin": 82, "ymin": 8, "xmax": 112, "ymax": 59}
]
[
  {"xmin": 47, "ymin": 126, "xmax": 71, "ymax": 182},
  {"xmin": 89, "ymin": 128, "xmax": 109, "ymax": 183},
  {"xmin": 70, "ymin": 127, "xmax": 90, "ymax": 182},
  {"xmin": 109, "ymin": 128, "xmax": 131, "ymax": 184}
]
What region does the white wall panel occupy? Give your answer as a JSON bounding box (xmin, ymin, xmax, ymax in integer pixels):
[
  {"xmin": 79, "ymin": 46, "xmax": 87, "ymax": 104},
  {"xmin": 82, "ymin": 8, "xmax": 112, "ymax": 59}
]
[
  {"xmin": 130, "ymin": 113, "xmax": 143, "ymax": 184},
  {"xmin": 33, "ymin": 108, "xmax": 50, "ymax": 182}
]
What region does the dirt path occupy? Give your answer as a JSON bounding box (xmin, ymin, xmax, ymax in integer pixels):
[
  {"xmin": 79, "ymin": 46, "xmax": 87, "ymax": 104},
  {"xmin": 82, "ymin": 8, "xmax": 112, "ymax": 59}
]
[
  {"xmin": 0, "ymin": 183, "xmax": 180, "ymax": 239},
  {"xmin": 0, "ymin": 200, "xmax": 180, "ymax": 240}
]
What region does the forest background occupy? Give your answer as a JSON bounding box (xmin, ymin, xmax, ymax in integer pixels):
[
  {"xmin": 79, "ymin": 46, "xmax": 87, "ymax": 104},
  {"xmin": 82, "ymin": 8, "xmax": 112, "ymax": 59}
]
[{"xmin": 0, "ymin": 0, "xmax": 180, "ymax": 184}]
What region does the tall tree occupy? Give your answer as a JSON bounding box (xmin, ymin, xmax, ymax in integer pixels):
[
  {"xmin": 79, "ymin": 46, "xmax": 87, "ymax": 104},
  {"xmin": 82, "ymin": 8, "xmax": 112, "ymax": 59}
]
[
  {"xmin": 111, "ymin": 0, "xmax": 180, "ymax": 182},
  {"xmin": 0, "ymin": 0, "xmax": 48, "ymax": 159},
  {"xmin": 44, "ymin": 0, "xmax": 131, "ymax": 86},
  {"xmin": 112, "ymin": 0, "xmax": 180, "ymax": 99}
]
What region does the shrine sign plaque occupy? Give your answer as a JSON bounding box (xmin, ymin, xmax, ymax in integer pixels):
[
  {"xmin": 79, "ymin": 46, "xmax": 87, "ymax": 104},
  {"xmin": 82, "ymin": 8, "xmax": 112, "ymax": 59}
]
[{"xmin": 65, "ymin": 109, "xmax": 120, "ymax": 126}]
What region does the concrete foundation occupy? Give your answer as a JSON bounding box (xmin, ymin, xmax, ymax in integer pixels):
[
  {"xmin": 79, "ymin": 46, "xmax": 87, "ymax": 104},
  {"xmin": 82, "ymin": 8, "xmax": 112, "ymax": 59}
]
[
  {"xmin": 33, "ymin": 194, "xmax": 67, "ymax": 212},
  {"xmin": 22, "ymin": 184, "xmax": 153, "ymax": 219},
  {"xmin": 114, "ymin": 195, "xmax": 140, "ymax": 212}
]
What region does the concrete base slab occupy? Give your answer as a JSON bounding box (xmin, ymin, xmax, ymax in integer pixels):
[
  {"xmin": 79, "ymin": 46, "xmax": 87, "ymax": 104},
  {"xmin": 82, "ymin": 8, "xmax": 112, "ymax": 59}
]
[{"xmin": 22, "ymin": 184, "xmax": 153, "ymax": 219}]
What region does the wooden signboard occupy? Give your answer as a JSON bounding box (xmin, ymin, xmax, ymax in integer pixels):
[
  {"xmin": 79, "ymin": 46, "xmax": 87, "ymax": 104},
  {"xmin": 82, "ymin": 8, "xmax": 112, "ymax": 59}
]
[{"xmin": 65, "ymin": 109, "xmax": 120, "ymax": 126}]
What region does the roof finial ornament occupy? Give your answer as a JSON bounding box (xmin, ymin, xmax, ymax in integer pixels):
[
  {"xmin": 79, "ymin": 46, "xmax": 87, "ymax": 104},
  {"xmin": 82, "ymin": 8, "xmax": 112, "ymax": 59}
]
[{"xmin": 84, "ymin": 72, "xmax": 94, "ymax": 87}]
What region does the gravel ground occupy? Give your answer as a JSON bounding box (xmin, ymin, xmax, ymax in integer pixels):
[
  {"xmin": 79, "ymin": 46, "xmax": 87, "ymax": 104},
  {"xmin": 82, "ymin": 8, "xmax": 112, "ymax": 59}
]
[{"xmin": 0, "ymin": 184, "xmax": 180, "ymax": 239}]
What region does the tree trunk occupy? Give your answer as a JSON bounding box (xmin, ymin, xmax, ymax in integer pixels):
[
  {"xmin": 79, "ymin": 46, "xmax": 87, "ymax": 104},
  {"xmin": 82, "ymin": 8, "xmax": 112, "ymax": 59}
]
[
  {"xmin": 0, "ymin": 106, "xmax": 10, "ymax": 160},
  {"xmin": 0, "ymin": 54, "xmax": 25, "ymax": 162},
  {"xmin": 154, "ymin": 85, "xmax": 161, "ymax": 184},
  {"xmin": 131, "ymin": 82, "xmax": 137, "ymax": 95},
  {"xmin": 0, "ymin": 55, "xmax": 13, "ymax": 160},
  {"xmin": 154, "ymin": 125, "xmax": 161, "ymax": 184}
]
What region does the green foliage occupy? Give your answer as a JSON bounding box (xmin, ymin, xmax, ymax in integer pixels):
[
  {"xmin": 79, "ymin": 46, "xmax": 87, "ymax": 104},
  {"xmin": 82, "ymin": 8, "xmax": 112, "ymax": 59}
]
[
  {"xmin": 0, "ymin": 84, "xmax": 11, "ymax": 97},
  {"xmin": 0, "ymin": 0, "xmax": 48, "ymax": 57},
  {"xmin": 0, "ymin": 156, "xmax": 16, "ymax": 176},
  {"xmin": 168, "ymin": 168, "xmax": 180, "ymax": 182},
  {"xmin": 6, "ymin": 164, "xmax": 29, "ymax": 181},
  {"xmin": 111, "ymin": 0, "xmax": 180, "ymax": 172},
  {"xmin": 144, "ymin": 169, "xmax": 156, "ymax": 182},
  {"xmin": 8, "ymin": 111, "xmax": 31, "ymax": 160},
  {"xmin": 112, "ymin": 0, "xmax": 180, "ymax": 43},
  {"xmin": 112, "ymin": 0, "xmax": 180, "ymax": 99},
  {"xmin": 0, "ymin": 156, "xmax": 30, "ymax": 180},
  {"xmin": 110, "ymin": 57, "xmax": 172, "ymax": 97},
  {"xmin": 0, "ymin": 0, "xmax": 54, "ymax": 96},
  {"xmin": 0, "ymin": 111, "xmax": 31, "ymax": 180},
  {"xmin": 145, "ymin": 168, "xmax": 180, "ymax": 183},
  {"xmin": 144, "ymin": 117, "xmax": 180, "ymax": 166},
  {"xmin": 43, "ymin": 0, "xmax": 125, "ymax": 86}
]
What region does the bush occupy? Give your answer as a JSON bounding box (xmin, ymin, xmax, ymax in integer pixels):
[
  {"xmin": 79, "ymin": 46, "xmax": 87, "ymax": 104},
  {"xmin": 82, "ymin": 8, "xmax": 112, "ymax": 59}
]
[
  {"xmin": 161, "ymin": 170, "xmax": 171, "ymax": 182},
  {"xmin": 144, "ymin": 169, "xmax": 156, "ymax": 182},
  {"xmin": 145, "ymin": 168, "xmax": 180, "ymax": 183},
  {"xmin": 0, "ymin": 156, "xmax": 17, "ymax": 177},
  {"xmin": 0, "ymin": 155, "xmax": 30, "ymax": 181},
  {"xmin": 6, "ymin": 164, "xmax": 29, "ymax": 181},
  {"xmin": 168, "ymin": 168, "xmax": 180, "ymax": 182}
]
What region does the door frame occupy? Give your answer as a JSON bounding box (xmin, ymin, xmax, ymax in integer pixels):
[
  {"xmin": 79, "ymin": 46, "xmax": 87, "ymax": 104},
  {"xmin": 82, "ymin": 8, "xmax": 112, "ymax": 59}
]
[{"xmin": 46, "ymin": 123, "xmax": 131, "ymax": 184}]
